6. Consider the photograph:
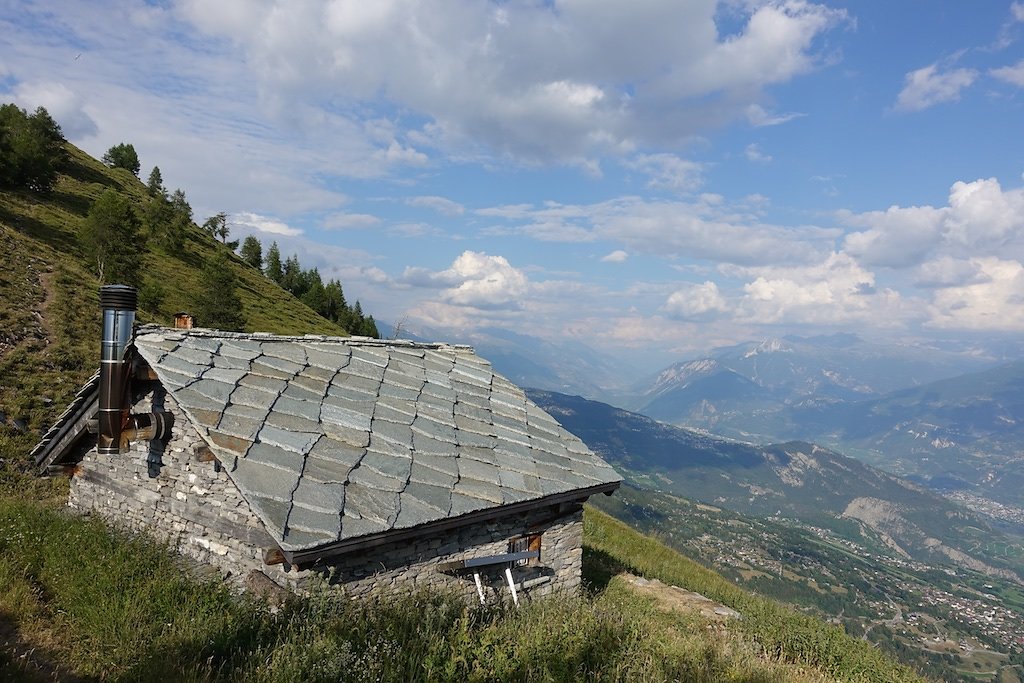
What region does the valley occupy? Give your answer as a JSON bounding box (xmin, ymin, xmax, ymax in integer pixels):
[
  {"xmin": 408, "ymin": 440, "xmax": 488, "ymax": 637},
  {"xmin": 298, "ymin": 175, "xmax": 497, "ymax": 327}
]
[{"xmin": 594, "ymin": 485, "xmax": 1024, "ymax": 681}]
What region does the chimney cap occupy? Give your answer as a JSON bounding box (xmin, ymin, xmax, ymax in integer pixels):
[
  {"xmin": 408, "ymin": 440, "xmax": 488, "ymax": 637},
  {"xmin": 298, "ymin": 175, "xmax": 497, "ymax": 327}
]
[{"xmin": 99, "ymin": 284, "xmax": 137, "ymax": 310}]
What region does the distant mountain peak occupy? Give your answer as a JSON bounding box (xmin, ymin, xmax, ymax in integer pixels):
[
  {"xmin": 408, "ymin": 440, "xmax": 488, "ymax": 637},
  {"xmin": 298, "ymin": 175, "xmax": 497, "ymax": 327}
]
[{"xmin": 743, "ymin": 338, "xmax": 793, "ymax": 358}]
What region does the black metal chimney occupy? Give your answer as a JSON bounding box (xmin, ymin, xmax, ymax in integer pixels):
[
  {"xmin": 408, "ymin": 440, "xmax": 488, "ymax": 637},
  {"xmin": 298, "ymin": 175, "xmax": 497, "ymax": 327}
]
[{"xmin": 98, "ymin": 285, "xmax": 137, "ymax": 455}]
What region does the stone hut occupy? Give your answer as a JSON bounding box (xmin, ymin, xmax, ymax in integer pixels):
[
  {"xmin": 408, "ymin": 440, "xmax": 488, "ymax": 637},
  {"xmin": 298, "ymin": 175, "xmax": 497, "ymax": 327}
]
[{"xmin": 33, "ymin": 289, "xmax": 620, "ymax": 603}]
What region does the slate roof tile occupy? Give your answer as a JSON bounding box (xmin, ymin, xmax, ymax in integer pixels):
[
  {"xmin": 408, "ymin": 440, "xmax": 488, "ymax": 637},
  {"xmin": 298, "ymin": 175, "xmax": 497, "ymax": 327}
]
[
  {"xmin": 229, "ymin": 385, "xmax": 278, "ymax": 410},
  {"xmin": 248, "ymin": 495, "xmax": 292, "ymax": 538},
  {"xmin": 395, "ymin": 492, "xmax": 445, "ymax": 528},
  {"xmin": 261, "ymin": 342, "xmax": 307, "ymax": 365},
  {"xmin": 266, "ymin": 410, "xmax": 320, "ymax": 435},
  {"xmin": 238, "ymin": 373, "xmax": 287, "ymax": 394},
  {"xmin": 257, "ymin": 424, "xmax": 319, "ymax": 454},
  {"xmin": 232, "ymin": 460, "xmax": 299, "ymax": 503},
  {"xmin": 402, "ymin": 480, "xmax": 452, "ymax": 513},
  {"xmin": 281, "ymin": 382, "xmax": 323, "ymax": 404},
  {"xmin": 217, "ymin": 406, "xmax": 266, "ymax": 441},
  {"xmin": 281, "ymin": 527, "xmax": 336, "ymax": 550},
  {"xmin": 244, "ymin": 442, "xmax": 304, "ymax": 474},
  {"xmin": 339, "ymin": 513, "xmax": 389, "ymax": 539},
  {"xmin": 306, "ymin": 346, "xmax": 351, "ymax": 371},
  {"xmin": 153, "ymin": 353, "xmax": 204, "ymax": 382},
  {"xmin": 287, "ymin": 504, "xmax": 341, "ymax": 538},
  {"xmin": 457, "ymin": 430, "xmax": 497, "ymax": 449},
  {"xmin": 291, "ymin": 480, "xmax": 345, "ymax": 514},
  {"xmin": 372, "ymin": 399, "xmax": 415, "ymax": 425},
  {"xmin": 345, "ymin": 482, "xmax": 399, "ymax": 524},
  {"xmin": 411, "ymin": 454, "xmax": 459, "ymax": 482},
  {"xmin": 458, "ymin": 458, "xmax": 501, "ymax": 486},
  {"xmin": 359, "ymin": 450, "xmax": 412, "ymax": 482},
  {"xmin": 449, "ymin": 491, "xmax": 489, "ymax": 517}
]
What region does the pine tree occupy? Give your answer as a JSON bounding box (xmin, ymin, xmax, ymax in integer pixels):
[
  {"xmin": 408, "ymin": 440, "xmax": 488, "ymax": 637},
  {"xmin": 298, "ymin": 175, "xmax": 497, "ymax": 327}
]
[
  {"xmin": 146, "ymin": 166, "xmax": 166, "ymax": 198},
  {"xmin": 239, "ymin": 235, "xmax": 263, "ymax": 269},
  {"xmin": 265, "ymin": 241, "xmax": 283, "ymax": 283}
]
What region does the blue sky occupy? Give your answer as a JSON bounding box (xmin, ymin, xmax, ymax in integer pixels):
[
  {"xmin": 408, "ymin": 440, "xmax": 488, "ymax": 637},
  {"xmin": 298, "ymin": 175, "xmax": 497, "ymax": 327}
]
[{"xmin": 3, "ymin": 0, "xmax": 1024, "ymax": 366}]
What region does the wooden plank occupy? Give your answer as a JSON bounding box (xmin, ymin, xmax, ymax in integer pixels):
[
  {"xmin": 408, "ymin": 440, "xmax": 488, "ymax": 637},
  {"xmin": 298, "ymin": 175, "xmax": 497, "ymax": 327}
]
[
  {"xmin": 262, "ymin": 547, "xmax": 286, "ymax": 566},
  {"xmin": 194, "ymin": 445, "xmax": 217, "ymax": 463}
]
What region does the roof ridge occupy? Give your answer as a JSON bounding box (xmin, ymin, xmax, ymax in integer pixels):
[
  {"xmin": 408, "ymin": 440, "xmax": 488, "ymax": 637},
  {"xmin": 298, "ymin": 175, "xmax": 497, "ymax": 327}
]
[{"xmin": 134, "ymin": 324, "xmax": 475, "ymax": 352}]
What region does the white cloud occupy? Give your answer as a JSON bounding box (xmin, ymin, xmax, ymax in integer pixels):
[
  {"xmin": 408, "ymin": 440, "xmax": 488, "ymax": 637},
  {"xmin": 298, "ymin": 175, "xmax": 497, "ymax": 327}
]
[
  {"xmin": 323, "ymin": 213, "xmax": 381, "ymax": 230},
  {"xmin": 406, "ymin": 196, "xmax": 465, "ymax": 216},
  {"xmin": 745, "ymin": 103, "xmax": 805, "ymax": 127},
  {"xmin": 1015, "ymin": 1, "xmax": 1024, "ymax": 22},
  {"xmin": 926, "ymin": 258, "xmax": 1024, "ymax": 331},
  {"xmin": 841, "ymin": 178, "xmax": 1024, "ymax": 268},
  {"xmin": 624, "ymin": 154, "xmax": 703, "ymax": 192},
  {"xmin": 745, "ymin": 143, "xmax": 772, "ymax": 164},
  {"xmin": 10, "ymin": 80, "xmax": 98, "ymax": 138},
  {"xmin": 894, "ymin": 62, "xmax": 978, "ymax": 112},
  {"xmin": 601, "ymin": 250, "xmax": 629, "ymax": 263},
  {"xmin": 402, "ymin": 251, "xmax": 530, "ymax": 310},
  {"xmin": 172, "ymin": 0, "xmax": 845, "ymax": 163},
  {"xmin": 991, "ymin": 58, "xmax": 1024, "ymax": 87},
  {"xmin": 663, "ymin": 281, "xmax": 729, "ymax": 320},
  {"xmin": 913, "ymin": 256, "xmax": 988, "ymax": 289},
  {"xmin": 232, "ymin": 212, "xmax": 303, "ymax": 236},
  {"xmin": 732, "ymin": 253, "xmax": 907, "ymax": 326}
]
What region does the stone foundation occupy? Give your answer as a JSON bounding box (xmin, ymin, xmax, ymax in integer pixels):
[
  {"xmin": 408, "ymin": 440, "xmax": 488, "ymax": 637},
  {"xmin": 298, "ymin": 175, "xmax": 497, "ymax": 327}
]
[{"xmin": 69, "ymin": 384, "xmax": 584, "ymax": 603}]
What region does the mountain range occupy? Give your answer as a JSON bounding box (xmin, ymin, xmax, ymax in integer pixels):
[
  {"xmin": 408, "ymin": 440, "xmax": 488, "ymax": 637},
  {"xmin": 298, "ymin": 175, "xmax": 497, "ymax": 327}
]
[{"xmin": 528, "ymin": 388, "xmax": 1024, "ymax": 584}]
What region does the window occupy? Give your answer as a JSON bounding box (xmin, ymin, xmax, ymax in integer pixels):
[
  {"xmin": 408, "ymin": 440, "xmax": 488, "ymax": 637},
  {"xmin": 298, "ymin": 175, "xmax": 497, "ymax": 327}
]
[{"xmin": 508, "ymin": 534, "xmax": 542, "ymax": 566}]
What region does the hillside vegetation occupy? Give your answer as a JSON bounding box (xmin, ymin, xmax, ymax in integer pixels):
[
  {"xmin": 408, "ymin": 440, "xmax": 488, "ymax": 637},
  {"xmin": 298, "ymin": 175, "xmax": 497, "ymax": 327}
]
[{"xmin": 1, "ymin": 134, "xmax": 923, "ymax": 682}]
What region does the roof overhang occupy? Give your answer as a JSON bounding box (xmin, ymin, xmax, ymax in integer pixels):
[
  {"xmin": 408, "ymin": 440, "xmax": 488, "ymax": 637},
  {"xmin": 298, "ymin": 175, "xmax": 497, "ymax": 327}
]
[{"xmin": 284, "ymin": 480, "xmax": 620, "ymax": 567}]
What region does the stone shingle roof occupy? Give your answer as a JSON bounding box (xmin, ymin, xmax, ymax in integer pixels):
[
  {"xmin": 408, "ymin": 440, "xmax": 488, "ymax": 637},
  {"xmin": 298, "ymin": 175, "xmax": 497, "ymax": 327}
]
[{"xmin": 133, "ymin": 326, "xmax": 620, "ymax": 555}]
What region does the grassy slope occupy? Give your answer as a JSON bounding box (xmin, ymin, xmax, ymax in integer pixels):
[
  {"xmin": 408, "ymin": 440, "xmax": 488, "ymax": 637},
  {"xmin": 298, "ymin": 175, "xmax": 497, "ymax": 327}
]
[
  {"xmin": 0, "ymin": 495, "xmax": 924, "ymax": 682},
  {"xmin": 0, "ymin": 142, "xmax": 344, "ymax": 464},
  {"xmin": 0, "ymin": 143, "xmax": 923, "ymax": 682}
]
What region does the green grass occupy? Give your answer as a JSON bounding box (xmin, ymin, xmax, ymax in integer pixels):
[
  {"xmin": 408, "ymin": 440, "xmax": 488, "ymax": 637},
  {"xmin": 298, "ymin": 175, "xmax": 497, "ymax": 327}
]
[{"xmin": 0, "ymin": 486, "xmax": 928, "ymax": 682}]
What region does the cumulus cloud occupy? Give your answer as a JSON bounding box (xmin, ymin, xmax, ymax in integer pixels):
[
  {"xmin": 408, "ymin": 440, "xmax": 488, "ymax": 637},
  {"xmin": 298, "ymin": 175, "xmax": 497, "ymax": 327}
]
[
  {"xmin": 624, "ymin": 154, "xmax": 703, "ymax": 192},
  {"xmin": 991, "ymin": 58, "xmax": 1024, "ymax": 87},
  {"xmin": 663, "ymin": 281, "xmax": 729, "ymax": 320},
  {"xmin": 232, "ymin": 212, "xmax": 303, "ymax": 236},
  {"xmin": 11, "ymin": 80, "xmax": 98, "ymax": 138},
  {"xmin": 729, "ymin": 253, "xmax": 907, "ymax": 326},
  {"xmin": 174, "ymin": 0, "xmax": 846, "ymax": 163},
  {"xmin": 744, "ymin": 143, "xmax": 772, "ymax": 164},
  {"xmin": 402, "ymin": 251, "xmax": 530, "ymax": 310},
  {"xmin": 406, "ymin": 195, "xmax": 465, "ymax": 216},
  {"xmin": 927, "ymin": 258, "xmax": 1024, "ymax": 330},
  {"xmin": 841, "ymin": 178, "xmax": 1024, "ymax": 268},
  {"xmin": 601, "ymin": 250, "xmax": 629, "ymax": 263},
  {"xmin": 913, "ymin": 256, "xmax": 989, "ymax": 289},
  {"xmin": 894, "ymin": 62, "xmax": 977, "ymax": 112}
]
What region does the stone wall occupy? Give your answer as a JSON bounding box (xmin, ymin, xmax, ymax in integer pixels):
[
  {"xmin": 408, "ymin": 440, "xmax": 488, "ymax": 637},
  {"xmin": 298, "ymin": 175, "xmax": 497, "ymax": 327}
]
[{"xmin": 69, "ymin": 382, "xmax": 584, "ymax": 603}]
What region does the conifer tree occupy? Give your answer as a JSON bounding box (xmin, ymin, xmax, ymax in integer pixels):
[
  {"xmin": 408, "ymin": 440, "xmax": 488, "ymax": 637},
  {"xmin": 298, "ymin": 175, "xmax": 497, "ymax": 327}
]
[
  {"xmin": 146, "ymin": 166, "xmax": 166, "ymax": 198},
  {"xmin": 265, "ymin": 241, "xmax": 283, "ymax": 283},
  {"xmin": 239, "ymin": 235, "xmax": 263, "ymax": 269},
  {"xmin": 196, "ymin": 250, "xmax": 245, "ymax": 332}
]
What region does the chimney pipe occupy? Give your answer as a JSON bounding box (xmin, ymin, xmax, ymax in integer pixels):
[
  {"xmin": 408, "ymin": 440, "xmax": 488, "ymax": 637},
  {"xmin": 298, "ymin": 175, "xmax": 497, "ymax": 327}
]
[{"xmin": 98, "ymin": 285, "xmax": 137, "ymax": 455}]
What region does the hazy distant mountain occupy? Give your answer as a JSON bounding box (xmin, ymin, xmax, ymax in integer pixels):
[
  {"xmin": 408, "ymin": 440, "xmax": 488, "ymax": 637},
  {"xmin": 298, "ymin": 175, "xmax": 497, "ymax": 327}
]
[
  {"xmin": 380, "ymin": 321, "xmax": 638, "ymax": 401},
  {"xmin": 528, "ymin": 389, "xmax": 1024, "ymax": 582},
  {"xmin": 642, "ymin": 334, "xmax": 989, "ymax": 421},
  {"xmin": 794, "ymin": 361, "xmax": 1024, "ymax": 507}
]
